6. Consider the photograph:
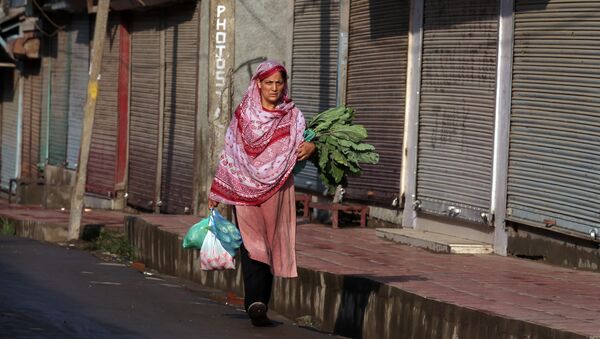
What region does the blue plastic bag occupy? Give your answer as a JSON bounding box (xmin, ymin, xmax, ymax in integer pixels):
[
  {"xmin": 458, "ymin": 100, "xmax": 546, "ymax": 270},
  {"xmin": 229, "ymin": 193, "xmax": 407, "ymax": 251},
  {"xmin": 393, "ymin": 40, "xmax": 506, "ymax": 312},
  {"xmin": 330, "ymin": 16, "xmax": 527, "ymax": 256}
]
[
  {"xmin": 209, "ymin": 209, "xmax": 243, "ymax": 257},
  {"xmin": 182, "ymin": 217, "xmax": 211, "ymax": 249}
]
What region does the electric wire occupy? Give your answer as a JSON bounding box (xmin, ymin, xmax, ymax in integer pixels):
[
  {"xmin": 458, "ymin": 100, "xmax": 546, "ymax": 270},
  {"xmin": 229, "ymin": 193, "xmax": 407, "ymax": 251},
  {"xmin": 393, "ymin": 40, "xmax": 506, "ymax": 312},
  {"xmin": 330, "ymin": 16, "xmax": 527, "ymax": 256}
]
[{"xmin": 32, "ymin": 0, "xmax": 65, "ymax": 30}]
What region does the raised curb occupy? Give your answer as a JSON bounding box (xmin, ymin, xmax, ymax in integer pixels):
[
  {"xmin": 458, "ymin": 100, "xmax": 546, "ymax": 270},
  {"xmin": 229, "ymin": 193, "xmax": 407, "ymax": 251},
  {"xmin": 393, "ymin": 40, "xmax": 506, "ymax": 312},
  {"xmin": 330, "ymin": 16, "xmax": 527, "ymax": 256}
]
[
  {"xmin": 13, "ymin": 219, "xmax": 69, "ymax": 242},
  {"xmin": 126, "ymin": 216, "xmax": 588, "ymax": 339}
]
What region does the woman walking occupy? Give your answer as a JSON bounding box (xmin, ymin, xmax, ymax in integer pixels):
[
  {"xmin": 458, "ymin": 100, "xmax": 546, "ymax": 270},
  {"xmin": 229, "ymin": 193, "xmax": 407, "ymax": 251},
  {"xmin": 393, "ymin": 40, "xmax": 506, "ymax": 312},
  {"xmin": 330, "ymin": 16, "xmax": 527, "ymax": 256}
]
[{"xmin": 208, "ymin": 60, "xmax": 315, "ymax": 326}]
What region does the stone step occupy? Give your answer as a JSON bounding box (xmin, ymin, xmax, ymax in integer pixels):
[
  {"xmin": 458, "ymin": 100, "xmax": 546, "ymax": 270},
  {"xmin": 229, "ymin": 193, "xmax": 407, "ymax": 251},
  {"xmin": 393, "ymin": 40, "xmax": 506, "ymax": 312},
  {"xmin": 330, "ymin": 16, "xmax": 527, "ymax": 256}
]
[{"xmin": 376, "ymin": 228, "xmax": 493, "ymax": 254}]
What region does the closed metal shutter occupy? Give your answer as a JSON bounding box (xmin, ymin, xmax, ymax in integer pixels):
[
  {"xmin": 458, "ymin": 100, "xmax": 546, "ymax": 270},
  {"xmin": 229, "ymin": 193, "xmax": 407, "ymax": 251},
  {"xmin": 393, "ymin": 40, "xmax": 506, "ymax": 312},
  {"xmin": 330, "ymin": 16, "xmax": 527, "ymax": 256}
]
[
  {"xmin": 40, "ymin": 44, "xmax": 52, "ymax": 164},
  {"xmin": 21, "ymin": 70, "xmax": 33, "ymax": 179},
  {"xmin": 48, "ymin": 29, "xmax": 70, "ymax": 166},
  {"xmin": 67, "ymin": 17, "xmax": 89, "ymax": 170},
  {"xmin": 291, "ymin": 0, "xmax": 339, "ymax": 192},
  {"xmin": 87, "ymin": 16, "xmax": 120, "ymax": 197},
  {"xmin": 1, "ymin": 70, "xmax": 20, "ymax": 191},
  {"xmin": 507, "ymin": 0, "xmax": 600, "ymax": 235},
  {"xmin": 21, "ymin": 62, "xmax": 43, "ymax": 180},
  {"xmin": 344, "ymin": 0, "xmax": 409, "ymax": 205},
  {"xmin": 127, "ymin": 11, "xmax": 161, "ymax": 211},
  {"xmin": 161, "ymin": 2, "xmax": 199, "ymax": 214},
  {"xmin": 415, "ymin": 0, "xmax": 498, "ymax": 223}
]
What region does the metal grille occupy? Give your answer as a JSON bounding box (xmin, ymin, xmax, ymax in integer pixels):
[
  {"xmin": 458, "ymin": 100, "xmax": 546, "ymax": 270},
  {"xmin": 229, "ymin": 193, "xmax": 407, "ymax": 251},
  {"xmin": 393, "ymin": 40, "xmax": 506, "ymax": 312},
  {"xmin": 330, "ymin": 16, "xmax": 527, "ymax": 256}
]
[
  {"xmin": 160, "ymin": 2, "xmax": 200, "ymax": 214},
  {"xmin": 1, "ymin": 70, "xmax": 20, "ymax": 191},
  {"xmin": 21, "ymin": 70, "xmax": 33, "ymax": 179},
  {"xmin": 507, "ymin": 0, "xmax": 600, "ymax": 235},
  {"xmin": 40, "ymin": 43, "xmax": 51, "ymax": 165},
  {"xmin": 48, "ymin": 29, "xmax": 70, "ymax": 166},
  {"xmin": 87, "ymin": 16, "xmax": 120, "ymax": 197},
  {"xmin": 21, "ymin": 62, "xmax": 43, "ymax": 179},
  {"xmin": 128, "ymin": 11, "xmax": 161, "ymax": 211},
  {"xmin": 345, "ymin": 0, "xmax": 409, "ymax": 205},
  {"xmin": 291, "ymin": 0, "xmax": 339, "ymax": 193},
  {"xmin": 67, "ymin": 17, "xmax": 89, "ymax": 170},
  {"xmin": 416, "ymin": 0, "xmax": 498, "ymax": 223}
]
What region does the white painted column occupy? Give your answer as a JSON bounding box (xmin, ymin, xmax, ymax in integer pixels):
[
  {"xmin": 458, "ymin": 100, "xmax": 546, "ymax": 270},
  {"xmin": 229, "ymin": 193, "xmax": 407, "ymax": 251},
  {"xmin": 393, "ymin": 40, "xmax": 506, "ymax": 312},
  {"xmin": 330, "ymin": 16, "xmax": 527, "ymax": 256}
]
[
  {"xmin": 490, "ymin": 0, "xmax": 515, "ymax": 256},
  {"xmin": 401, "ymin": 0, "xmax": 424, "ymax": 229},
  {"xmin": 15, "ymin": 73, "xmax": 23, "ymax": 182},
  {"xmin": 336, "ymin": 0, "xmax": 350, "ymax": 106}
]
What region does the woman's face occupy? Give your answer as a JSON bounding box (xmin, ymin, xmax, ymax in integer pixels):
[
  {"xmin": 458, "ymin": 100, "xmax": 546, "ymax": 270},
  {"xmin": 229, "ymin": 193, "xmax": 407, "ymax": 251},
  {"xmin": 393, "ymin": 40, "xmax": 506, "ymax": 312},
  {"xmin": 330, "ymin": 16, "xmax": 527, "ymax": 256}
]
[{"xmin": 258, "ymin": 71, "xmax": 285, "ymax": 109}]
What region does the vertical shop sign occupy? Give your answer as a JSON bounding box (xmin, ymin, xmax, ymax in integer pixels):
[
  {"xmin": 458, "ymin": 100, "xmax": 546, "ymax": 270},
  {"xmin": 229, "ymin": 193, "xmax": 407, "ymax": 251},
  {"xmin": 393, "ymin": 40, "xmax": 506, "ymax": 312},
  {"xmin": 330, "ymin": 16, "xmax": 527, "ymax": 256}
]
[{"xmin": 208, "ymin": 0, "xmax": 234, "ymax": 174}]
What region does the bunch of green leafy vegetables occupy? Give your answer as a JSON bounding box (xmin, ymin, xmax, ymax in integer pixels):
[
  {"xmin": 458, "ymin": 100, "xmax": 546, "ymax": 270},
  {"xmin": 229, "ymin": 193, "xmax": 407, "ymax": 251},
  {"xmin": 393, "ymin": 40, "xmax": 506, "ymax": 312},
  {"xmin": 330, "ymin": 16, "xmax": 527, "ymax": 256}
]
[{"xmin": 299, "ymin": 105, "xmax": 379, "ymax": 193}]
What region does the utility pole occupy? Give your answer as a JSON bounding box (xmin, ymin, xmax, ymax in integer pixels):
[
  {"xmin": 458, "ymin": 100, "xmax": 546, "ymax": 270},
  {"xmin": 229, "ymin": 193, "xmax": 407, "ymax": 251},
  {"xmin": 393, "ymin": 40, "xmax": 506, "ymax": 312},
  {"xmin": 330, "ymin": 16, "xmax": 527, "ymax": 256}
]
[{"xmin": 68, "ymin": 0, "xmax": 110, "ymax": 240}]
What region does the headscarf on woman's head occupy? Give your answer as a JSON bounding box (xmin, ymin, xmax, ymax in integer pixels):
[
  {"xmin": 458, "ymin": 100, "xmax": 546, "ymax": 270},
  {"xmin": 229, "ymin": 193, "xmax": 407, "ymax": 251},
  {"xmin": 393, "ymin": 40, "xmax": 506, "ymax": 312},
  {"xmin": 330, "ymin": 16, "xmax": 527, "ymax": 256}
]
[{"xmin": 209, "ymin": 60, "xmax": 305, "ymax": 205}]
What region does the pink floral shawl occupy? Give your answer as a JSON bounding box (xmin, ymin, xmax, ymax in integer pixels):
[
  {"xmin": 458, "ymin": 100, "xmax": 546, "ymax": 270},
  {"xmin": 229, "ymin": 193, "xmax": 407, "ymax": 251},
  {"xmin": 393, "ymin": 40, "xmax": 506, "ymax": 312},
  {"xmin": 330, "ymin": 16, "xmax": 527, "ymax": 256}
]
[{"xmin": 209, "ymin": 60, "xmax": 305, "ymax": 205}]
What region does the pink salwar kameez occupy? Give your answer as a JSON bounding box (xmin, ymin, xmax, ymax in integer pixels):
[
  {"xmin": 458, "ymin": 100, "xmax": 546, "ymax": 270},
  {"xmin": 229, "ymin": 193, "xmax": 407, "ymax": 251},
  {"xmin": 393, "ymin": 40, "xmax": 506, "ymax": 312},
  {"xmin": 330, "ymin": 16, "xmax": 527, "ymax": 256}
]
[
  {"xmin": 235, "ymin": 177, "xmax": 297, "ymax": 278},
  {"xmin": 209, "ymin": 60, "xmax": 304, "ymax": 282}
]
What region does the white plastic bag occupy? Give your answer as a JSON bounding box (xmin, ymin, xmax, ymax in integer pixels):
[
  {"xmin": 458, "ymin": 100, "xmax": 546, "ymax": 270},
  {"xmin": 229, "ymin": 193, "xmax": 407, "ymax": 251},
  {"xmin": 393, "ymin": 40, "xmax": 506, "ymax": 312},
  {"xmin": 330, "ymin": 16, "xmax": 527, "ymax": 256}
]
[{"xmin": 200, "ymin": 230, "xmax": 235, "ymax": 270}]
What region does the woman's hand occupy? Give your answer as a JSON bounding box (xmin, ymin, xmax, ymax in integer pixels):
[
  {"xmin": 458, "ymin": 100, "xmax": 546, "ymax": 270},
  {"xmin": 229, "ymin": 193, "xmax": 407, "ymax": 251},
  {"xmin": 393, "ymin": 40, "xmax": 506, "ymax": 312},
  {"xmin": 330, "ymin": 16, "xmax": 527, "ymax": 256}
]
[
  {"xmin": 208, "ymin": 198, "xmax": 219, "ymax": 209},
  {"xmin": 297, "ymin": 142, "xmax": 316, "ymax": 161}
]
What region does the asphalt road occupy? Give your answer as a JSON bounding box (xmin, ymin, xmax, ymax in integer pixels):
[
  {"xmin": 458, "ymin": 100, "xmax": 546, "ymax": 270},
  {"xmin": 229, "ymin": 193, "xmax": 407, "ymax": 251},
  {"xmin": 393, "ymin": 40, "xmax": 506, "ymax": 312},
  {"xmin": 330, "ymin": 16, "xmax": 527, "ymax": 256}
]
[{"xmin": 0, "ymin": 235, "xmax": 336, "ymax": 338}]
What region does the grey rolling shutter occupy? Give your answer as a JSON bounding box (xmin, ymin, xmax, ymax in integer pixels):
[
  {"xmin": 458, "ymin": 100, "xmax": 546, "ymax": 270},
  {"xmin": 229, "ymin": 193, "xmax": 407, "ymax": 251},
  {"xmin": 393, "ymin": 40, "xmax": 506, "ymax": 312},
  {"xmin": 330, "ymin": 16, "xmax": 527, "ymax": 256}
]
[
  {"xmin": 40, "ymin": 44, "xmax": 51, "ymax": 165},
  {"xmin": 416, "ymin": 0, "xmax": 498, "ymax": 223},
  {"xmin": 128, "ymin": 11, "xmax": 161, "ymax": 211},
  {"xmin": 87, "ymin": 16, "xmax": 120, "ymax": 197},
  {"xmin": 48, "ymin": 29, "xmax": 70, "ymax": 166},
  {"xmin": 67, "ymin": 17, "xmax": 89, "ymax": 170},
  {"xmin": 1, "ymin": 70, "xmax": 20, "ymax": 191},
  {"xmin": 344, "ymin": 0, "xmax": 409, "ymax": 205},
  {"xmin": 291, "ymin": 0, "xmax": 339, "ymax": 192},
  {"xmin": 161, "ymin": 2, "xmax": 200, "ymax": 214},
  {"xmin": 507, "ymin": 0, "xmax": 600, "ymax": 235}
]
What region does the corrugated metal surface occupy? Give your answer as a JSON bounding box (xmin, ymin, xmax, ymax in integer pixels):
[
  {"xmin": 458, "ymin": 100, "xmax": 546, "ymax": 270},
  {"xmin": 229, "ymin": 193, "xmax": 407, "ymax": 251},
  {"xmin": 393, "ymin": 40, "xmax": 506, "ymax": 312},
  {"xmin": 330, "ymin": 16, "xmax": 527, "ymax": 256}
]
[
  {"xmin": 31, "ymin": 64, "xmax": 43, "ymax": 178},
  {"xmin": 21, "ymin": 70, "xmax": 33, "ymax": 179},
  {"xmin": 507, "ymin": 0, "xmax": 600, "ymax": 235},
  {"xmin": 416, "ymin": 0, "xmax": 498, "ymax": 223},
  {"xmin": 161, "ymin": 2, "xmax": 199, "ymax": 214},
  {"xmin": 127, "ymin": 11, "xmax": 161, "ymax": 211},
  {"xmin": 67, "ymin": 17, "xmax": 90, "ymax": 170},
  {"xmin": 1, "ymin": 70, "xmax": 20, "ymax": 191},
  {"xmin": 115, "ymin": 20, "xmax": 130, "ymax": 187},
  {"xmin": 87, "ymin": 16, "xmax": 120, "ymax": 197},
  {"xmin": 21, "ymin": 61, "xmax": 43, "ymax": 180},
  {"xmin": 291, "ymin": 0, "xmax": 339, "ymax": 192},
  {"xmin": 48, "ymin": 29, "xmax": 70, "ymax": 166},
  {"xmin": 344, "ymin": 0, "xmax": 409, "ymax": 205},
  {"xmin": 40, "ymin": 43, "xmax": 52, "ymax": 165}
]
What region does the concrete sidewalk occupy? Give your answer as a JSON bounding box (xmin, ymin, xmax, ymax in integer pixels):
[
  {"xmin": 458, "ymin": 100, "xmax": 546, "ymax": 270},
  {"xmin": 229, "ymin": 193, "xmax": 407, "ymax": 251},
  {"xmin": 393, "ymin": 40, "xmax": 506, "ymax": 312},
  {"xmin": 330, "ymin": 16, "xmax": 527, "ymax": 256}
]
[{"xmin": 1, "ymin": 201, "xmax": 599, "ymax": 339}]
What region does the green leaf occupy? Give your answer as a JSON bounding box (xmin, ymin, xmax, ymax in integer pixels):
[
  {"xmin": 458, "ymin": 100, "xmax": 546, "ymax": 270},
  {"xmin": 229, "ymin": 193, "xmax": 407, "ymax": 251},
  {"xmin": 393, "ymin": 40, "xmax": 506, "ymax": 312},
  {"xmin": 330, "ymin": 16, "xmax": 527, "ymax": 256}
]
[
  {"xmin": 330, "ymin": 124, "xmax": 368, "ymax": 142},
  {"xmin": 330, "ymin": 163, "xmax": 345, "ymax": 184},
  {"xmin": 345, "ymin": 157, "xmax": 362, "ymax": 174},
  {"xmin": 325, "ymin": 136, "xmax": 341, "ymax": 147},
  {"xmin": 307, "ymin": 106, "xmax": 345, "ymax": 129},
  {"xmin": 332, "ymin": 149, "xmax": 348, "ymax": 166},
  {"xmin": 318, "ymin": 143, "xmax": 331, "ymax": 170},
  {"xmin": 335, "ymin": 138, "xmax": 355, "ymax": 149},
  {"xmin": 351, "ymin": 143, "xmax": 376, "ymax": 151},
  {"xmin": 356, "ymin": 151, "xmax": 379, "ymax": 164}
]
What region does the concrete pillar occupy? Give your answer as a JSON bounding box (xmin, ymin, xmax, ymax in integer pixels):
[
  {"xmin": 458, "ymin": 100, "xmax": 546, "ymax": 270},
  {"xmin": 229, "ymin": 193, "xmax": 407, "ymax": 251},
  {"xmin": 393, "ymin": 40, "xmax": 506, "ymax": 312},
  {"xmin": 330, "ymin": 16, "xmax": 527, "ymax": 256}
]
[
  {"xmin": 491, "ymin": 0, "xmax": 515, "ymax": 256},
  {"xmin": 401, "ymin": 0, "xmax": 424, "ymax": 229},
  {"xmin": 336, "ymin": 0, "xmax": 350, "ymax": 106}
]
